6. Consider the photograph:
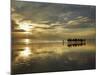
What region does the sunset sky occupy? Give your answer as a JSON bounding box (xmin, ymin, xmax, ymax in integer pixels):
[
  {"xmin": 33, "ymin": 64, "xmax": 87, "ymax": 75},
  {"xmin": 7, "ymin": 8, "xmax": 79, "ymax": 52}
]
[{"xmin": 11, "ymin": 1, "xmax": 96, "ymax": 40}]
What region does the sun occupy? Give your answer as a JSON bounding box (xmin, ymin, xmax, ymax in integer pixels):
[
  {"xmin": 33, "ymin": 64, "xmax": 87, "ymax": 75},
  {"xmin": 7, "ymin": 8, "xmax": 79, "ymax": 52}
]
[{"xmin": 18, "ymin": 22, "xmax": 33, "ymax": 31}]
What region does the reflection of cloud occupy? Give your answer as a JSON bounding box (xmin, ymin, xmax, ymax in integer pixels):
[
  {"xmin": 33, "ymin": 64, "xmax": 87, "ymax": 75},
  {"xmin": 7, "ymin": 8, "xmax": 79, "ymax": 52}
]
[{"xmin": 14, "ymin": 41, "xmax": 95, "ymax": 64}]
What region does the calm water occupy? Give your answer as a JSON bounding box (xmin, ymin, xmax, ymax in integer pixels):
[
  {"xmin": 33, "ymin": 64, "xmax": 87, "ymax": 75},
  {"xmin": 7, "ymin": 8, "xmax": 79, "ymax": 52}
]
[{"xmin": 11, "ymin": 39, "xmax": 96, "ymax": 74}]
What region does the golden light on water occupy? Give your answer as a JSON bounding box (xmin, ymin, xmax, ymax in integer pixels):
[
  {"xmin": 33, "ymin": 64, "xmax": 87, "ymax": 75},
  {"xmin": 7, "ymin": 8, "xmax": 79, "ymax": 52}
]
[
  {"xmin": 24, "ymin": 39, "xmax": 30, "ymax": 44},
  {"xmin": 19, "ymin": 47, "xmax": 32, "ymax": 58}
]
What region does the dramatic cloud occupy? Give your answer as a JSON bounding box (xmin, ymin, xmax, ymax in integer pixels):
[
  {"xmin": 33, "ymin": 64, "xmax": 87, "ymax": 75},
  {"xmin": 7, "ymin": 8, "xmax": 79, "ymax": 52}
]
[{"xmin": 12, "ymin": 1, "xmax": 96, "ymax": 40}]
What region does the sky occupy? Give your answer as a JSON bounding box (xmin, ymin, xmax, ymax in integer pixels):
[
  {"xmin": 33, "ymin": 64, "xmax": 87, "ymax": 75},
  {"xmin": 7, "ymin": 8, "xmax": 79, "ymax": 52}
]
[{"xmin": 11, "ymin": 0, "xmax": 96, "ymax": 40}]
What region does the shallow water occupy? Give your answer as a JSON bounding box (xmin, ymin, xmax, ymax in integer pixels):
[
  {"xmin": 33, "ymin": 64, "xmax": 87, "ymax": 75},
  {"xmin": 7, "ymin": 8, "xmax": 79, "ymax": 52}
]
[{"xmin": 11, "ymin": 39, "xmax": 96, "ymax": 74}]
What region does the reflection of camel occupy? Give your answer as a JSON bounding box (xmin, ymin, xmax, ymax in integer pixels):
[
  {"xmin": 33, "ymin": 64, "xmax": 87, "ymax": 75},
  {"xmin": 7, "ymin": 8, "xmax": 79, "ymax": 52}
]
[{"xmin": 63, "ymin": 39, "xmax": 86, "ymax": 47}]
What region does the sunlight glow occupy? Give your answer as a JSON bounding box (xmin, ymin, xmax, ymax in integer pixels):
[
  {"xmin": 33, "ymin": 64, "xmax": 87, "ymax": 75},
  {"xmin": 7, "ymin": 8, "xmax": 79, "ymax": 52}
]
[
  {"xmin": 18, "ymin": 22, "xmax": 33, "ymax": 31},
  {"xmin": 19, "ymin": 47, "xmax": 32, "ymax": 57},
  {"xmin": 24, "ymin": 39, "xmax": 30, "ymax": 44}
]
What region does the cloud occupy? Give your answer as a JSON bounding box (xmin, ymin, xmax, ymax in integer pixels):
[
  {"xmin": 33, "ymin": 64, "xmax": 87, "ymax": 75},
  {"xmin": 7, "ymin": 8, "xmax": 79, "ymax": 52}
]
[
  {"xmin": 12, "ymin": 1, "xmax": 95, "ymax": 24},
  {"xmin": 11, "ymin": 1, "xmax": 96, "ymax": 40},
  {"xmin": 65, "ymin": 16, "xmax": 95, "ymax": 28}
]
